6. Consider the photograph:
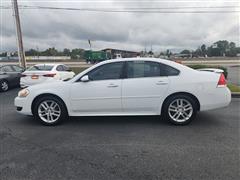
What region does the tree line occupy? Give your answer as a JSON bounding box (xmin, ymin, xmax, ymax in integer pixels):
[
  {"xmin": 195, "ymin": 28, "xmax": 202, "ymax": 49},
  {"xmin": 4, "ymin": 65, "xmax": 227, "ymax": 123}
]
[
  {"xmin": 0, "ymin": 40, "xmax": 239, "ymax": 59},
  {"xmin": 179, "ymin": 40, "xmax": 239, "ymax": 57}
]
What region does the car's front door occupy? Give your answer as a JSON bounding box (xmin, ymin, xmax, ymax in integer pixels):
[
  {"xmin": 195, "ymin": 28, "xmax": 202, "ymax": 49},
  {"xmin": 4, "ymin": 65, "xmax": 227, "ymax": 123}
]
[
  {"xmin": 70, "ymin": 62, "xmax": 124, "ymax": 115},
  {"xmin": 0, "ymin": 65, "xmax": 20, "ymax": 86},
  {"xmin": 122, "ymin": 61, "xmax": 170, "ymax": 114}
]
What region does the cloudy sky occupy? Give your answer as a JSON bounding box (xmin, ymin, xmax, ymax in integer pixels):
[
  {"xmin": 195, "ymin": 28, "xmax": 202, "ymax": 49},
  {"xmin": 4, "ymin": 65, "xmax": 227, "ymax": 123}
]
[{"xmin": 0, "ymin": 0, "xmax": 239, "ymax": 53}]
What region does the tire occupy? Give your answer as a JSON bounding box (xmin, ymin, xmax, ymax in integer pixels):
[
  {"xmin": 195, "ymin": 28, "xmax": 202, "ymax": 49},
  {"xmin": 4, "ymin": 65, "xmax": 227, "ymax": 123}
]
[
  {"xmin": 162, "ymin": 95, "xmax": 197, "ymax": 125},
  {"xmin": 0, "ymin": 80, "xmax": 9, "ymax": 92},
  {"xmin": 33, "ymin": 96, "xmax": 68, "ymax": 126}
]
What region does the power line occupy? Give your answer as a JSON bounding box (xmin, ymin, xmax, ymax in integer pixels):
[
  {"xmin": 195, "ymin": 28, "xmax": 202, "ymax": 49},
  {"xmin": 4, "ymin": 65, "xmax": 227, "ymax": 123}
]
[
  {"xmin": 1, "ymin": 5, "xmax": 239, "ymax": 13},
  {"xmin": 21, "ymin": 5, "xmax": 240, "ymax": 10}
]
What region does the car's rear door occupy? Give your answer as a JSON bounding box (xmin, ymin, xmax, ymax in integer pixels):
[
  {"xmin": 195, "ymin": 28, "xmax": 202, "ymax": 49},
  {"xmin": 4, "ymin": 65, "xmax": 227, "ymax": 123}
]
[
  {"xmin": 11, "ymin": 65, "xmax": 24, "ymax": 86},
  {"xmin": 70, "ymin": 62, "xmax": 124, "ymax": 115},
  {"xmin": 122, "ymin": 60, "xmax": 170, "ymax": 115}
]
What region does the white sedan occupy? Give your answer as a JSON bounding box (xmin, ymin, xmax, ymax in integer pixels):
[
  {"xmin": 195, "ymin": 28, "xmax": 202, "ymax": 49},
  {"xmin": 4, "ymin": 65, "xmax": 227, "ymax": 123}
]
[
  {"xmin": 15, "ymin": 58, "xmax": 231, "ymax": 126},
  {"xmin": 20, "ymin": 64, "xmax": 75, "ymax": 88}
]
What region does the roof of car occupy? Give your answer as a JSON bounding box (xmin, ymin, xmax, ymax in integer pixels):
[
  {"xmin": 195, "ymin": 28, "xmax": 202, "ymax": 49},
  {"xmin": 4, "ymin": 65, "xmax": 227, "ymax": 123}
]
[
  {"xmin": 98, "ymin": 57, "xmax": 193, "ymax": 71},
  {"xmin": 33, "ymin": 64, "xmax": 61, "ymax": 66}
]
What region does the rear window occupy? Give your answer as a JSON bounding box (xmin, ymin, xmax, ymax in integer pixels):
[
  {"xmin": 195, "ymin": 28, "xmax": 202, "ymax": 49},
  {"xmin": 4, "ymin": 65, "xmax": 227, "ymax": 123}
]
[{"xmin": 27, "ymin": 65, "xmax": 54, "ymax": 71}]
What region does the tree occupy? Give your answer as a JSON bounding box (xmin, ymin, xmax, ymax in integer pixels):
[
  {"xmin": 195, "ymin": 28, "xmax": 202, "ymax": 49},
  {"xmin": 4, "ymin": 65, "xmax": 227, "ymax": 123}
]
[
  {"xmin": 200, "ymin": 44, "xmax": 207, "ymax": 56},
  {"xmin": 0, "ymin": 52, "xmax": 7, "ymax": 57},
  {"xmin": 180, "ymin": 49, "xmax": 191, "ymax": 54},
  {"xmin": 166, "ymin": 49, "xmax": 172, "ymax": 58},
  {"xmin": 25, "ymin": 49, "xmax": 38, "ymax": 56},
  {"xmin": 229, "ymin": 42, "xmax": 236, "ymax": 49},
  {"xmin": 71, "ymin": 48, "xmax": 85, "ymax": 59},
  {"xmin": 42, "ymin": 47, "xmax": 58, "ymax": 56},
  {"xmin": 63, "ymin": 48, "xmax": 71, "ymax": 56}
]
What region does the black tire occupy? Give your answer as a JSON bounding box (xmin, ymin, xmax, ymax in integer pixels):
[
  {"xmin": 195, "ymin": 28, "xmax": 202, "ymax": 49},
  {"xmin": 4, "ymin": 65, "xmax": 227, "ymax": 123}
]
[
  {"xmin": 33, "ymin": 96, "xmax": 68, "ymax": 126},
  {"xmin": 0, "ymin": 80, "xmax": 9, "ymax": 92},
  {"xmin": 162, "ymin": 94, "xmax": 197, "ymax": 125}
]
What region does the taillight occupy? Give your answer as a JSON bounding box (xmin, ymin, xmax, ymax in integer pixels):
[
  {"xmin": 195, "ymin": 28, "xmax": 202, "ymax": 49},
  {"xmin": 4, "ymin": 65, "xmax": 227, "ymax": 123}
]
[
  {"xmin": 43, "ymin": 73, "xmax": 56, "ymax": 77},
  {"xmin": 217, "ymin": 73, "xmax": 227, "ymax": 87}
]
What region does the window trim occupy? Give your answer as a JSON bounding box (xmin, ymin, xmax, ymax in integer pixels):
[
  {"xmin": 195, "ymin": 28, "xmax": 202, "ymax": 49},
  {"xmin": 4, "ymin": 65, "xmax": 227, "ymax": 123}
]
[
  {"xmin": 1, "ymin": 65, "xmax": 14, "ymax": 72},
  {"xmin": 125, "ymin": 60, "xmax": 180, "ymax": 79},
  {"xmin": 76, "ymin": 61, "xmax": 125, "ymax": 82}
]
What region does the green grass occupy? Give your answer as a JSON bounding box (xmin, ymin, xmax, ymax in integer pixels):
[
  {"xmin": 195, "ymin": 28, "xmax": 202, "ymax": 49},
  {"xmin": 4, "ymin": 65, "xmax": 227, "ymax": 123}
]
[
  {"xmin": 70, "ymin": 67, "xmax": 88, "ymax": 74},
  {"xmin": 227, "ymin": 83, "xmax": 240, "ymax": 93}
]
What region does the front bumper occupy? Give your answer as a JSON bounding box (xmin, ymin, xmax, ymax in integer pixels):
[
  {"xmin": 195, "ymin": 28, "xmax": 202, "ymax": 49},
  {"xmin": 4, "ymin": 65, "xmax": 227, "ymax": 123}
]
[{"xmin": 14, "ymin": 96, "xmax": 32, "ymax": 115}]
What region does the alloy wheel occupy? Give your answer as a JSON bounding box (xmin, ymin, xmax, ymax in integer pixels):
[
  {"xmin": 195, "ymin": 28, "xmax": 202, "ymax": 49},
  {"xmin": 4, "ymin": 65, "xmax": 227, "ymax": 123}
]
[
  {"xmin": 1, "ymin": 81, "xmax": 9, "ymax": 91},
  {"xmin": 168, "ymin": 98, "xmax": 193, "ymax": 123},
  {"xmin": 38, "ymin": 100, "xmax": 61, "ymax": 123}
]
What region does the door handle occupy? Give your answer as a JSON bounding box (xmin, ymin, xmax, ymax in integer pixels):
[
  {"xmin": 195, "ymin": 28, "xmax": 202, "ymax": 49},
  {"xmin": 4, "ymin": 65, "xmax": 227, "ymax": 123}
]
[
  {"xmin": 156, "ymin": 81, "xmax": 168, "ymax": 85},
  {"xmin": 107, "ymin": 84, "xmax": 118, "ymax": 88}
]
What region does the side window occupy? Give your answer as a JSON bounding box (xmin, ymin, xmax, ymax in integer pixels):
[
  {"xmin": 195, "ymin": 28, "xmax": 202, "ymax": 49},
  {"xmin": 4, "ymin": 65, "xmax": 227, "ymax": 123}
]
[
  {"xmin": 12, "ymin": 65, "xmax": 23, "ymax": 72},
  {"xmin": 160, "ymin": 64, "xmax": 180, "ymax": 76},
  {"xmin": 87, "ymin": 62, "xmax": 124, "ymax": 81},
  {"xmin": 62, "ymin": 65, "xmax": 69, "ymax": 71},
  {"xmin": 1, "ymin": 66, "xmax": 14, "ymax": 72},
  {"xmin": 127, "ymin": 61, "xmax": 160, "ymax": 78},
  {"xmin": 56, "ymin": 65, "xmax": 64, "ymax": 71}
]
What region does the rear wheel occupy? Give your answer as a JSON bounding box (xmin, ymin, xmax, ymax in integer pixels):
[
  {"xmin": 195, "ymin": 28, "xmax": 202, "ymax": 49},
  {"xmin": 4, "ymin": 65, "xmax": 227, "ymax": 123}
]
[
  {"xmin": 0, "ymin": 80, "xmax": 9, "ymax": 92},
  {"xmin": 162, "ymin": 95, "xmax": 197, "ymax": 125},
  {"xmin": 33, "ymin": 96, "xmax": 68, "ymax": 126}
]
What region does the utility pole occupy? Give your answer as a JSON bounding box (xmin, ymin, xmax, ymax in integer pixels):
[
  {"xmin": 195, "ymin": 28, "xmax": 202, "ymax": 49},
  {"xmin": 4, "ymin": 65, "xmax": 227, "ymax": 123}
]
[{"xmin": 12, "ymin": 0, "xmax": 26, "ymax": 68}]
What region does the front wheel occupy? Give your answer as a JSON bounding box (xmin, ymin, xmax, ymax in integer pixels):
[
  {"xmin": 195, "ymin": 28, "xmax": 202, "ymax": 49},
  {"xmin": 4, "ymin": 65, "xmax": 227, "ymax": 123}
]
[
  {"xmin": 33, "ymin": 96, "xmax": 68, "ymax": 126},
  {"xmin": 162, "ymin": 95, "xmax": 197, "ymax": 125},
  {"xmin": 0, "ymin": 80, "xmax": 9, "ymax": 92}
]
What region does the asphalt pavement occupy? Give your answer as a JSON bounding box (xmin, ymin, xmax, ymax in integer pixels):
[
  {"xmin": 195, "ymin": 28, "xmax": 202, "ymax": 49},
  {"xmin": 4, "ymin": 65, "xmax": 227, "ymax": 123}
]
[{"xmin": 0, "ymin": 89, "xmax": 239, "ymax": 180}]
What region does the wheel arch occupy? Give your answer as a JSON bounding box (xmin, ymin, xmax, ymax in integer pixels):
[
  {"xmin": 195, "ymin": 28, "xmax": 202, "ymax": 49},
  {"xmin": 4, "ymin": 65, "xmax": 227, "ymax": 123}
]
[
  {"xmin": 31, "ymin": 93, "xmax": 69, "ymax": 115},
  {"xmin": 161, "ymin": 92, "xmax": 200, "ymax": 114}
]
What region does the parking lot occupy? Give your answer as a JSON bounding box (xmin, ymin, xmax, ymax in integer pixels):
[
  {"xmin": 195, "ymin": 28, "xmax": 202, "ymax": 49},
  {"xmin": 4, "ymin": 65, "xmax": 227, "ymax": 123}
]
[{"xmin": 0, "ymin": 88, "xmax": 239, "ymax": 180}]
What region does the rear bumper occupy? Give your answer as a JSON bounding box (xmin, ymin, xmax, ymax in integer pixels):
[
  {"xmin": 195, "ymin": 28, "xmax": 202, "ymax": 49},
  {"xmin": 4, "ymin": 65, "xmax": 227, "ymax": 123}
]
[
  {"xmin": 200, "ymin": 87, "xmax": 231, "ymax": 111},
  {"xmin": 20, "ymin": 78, "xmax": 59, "ymax": 88},
  {"xmin": 14, "ymin": 97, "xmax": 32, "ymax": 115}
]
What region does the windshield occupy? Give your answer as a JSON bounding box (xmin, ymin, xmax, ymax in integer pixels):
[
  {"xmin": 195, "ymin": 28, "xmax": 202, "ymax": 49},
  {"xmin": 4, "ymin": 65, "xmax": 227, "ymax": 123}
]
[{"xmin": 27, "ymin": 65, "xmax": 54, "ymax": 71}]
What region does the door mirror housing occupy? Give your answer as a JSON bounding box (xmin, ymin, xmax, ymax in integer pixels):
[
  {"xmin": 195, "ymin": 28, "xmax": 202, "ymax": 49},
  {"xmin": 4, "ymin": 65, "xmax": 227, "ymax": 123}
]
[{"xmin": 81, "ymin": 75, "xmax": 89, "ymax": 82}]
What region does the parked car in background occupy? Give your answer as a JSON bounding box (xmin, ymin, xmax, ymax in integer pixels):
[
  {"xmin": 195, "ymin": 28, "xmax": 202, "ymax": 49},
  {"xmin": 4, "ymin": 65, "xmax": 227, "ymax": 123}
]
[
  {"xmin": 15, "ymin": 58, "xmax": 231, "ymax": 126},
  {"xmin": 0, "ymin": 64, "xmax": 24, "ymax": 92},
  {"xmin": 20, "ymin": 64, "xmax": 75, "ymax": 88}
]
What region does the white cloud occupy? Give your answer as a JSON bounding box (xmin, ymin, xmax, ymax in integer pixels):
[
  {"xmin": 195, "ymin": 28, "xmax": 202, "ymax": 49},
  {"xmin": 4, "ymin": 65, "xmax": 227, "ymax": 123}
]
[{"xmin": 0, "ymin": 0, "xmax": 239, "ymax": 52}]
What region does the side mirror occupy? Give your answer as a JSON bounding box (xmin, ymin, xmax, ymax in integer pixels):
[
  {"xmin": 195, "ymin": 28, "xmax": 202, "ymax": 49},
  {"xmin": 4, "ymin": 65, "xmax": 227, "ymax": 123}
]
[{"xmin": 81, "ymin": 75, "xmax": 89, "ymax": 82}]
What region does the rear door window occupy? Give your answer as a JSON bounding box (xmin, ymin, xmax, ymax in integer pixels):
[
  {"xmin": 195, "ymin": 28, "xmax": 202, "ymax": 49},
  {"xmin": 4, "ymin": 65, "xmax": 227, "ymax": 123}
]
[
  {"xmin": 127, "ymin": 61, "xmax": 160, "ymax": 78},
  {"xmin": 27, "ymin": 65, "xmax": 54, "ymax": 71},
  {"xmin": 126, "ymin": 61, "xmax": 180, "ymax": 78},
  {"xmin": 1, "ymin": 66, "xmax": 14, "ymax": 72}
]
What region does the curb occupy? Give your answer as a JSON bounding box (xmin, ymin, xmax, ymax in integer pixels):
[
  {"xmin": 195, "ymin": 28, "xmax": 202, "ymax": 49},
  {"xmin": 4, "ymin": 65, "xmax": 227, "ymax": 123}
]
[{"xmin": 231, "ymin": 92, "xmax": 240, "ymax": 98}]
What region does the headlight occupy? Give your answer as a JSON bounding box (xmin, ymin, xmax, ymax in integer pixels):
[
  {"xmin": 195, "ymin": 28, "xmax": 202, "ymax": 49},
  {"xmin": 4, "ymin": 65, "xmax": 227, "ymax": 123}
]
[{"xmin": 18, "ymin": 89, "xmax": 29, "ymax": 97}]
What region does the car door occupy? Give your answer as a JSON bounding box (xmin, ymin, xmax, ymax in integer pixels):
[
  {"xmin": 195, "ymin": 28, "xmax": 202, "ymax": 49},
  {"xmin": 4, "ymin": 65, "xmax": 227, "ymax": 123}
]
[
  {"xmin": 0, "ymin": 65, "xmax": 19, "ymax": 87},
  {"xmin": 70, "ymin": 62, "xmax": 124, "ymax": 115},
  {"xmin": 122, "ymin": 61, "xmax": 170, "ymax": 115},
  {"xmin": 11, "ymin": 65, "xmax": 24, "ymax": 86}
]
